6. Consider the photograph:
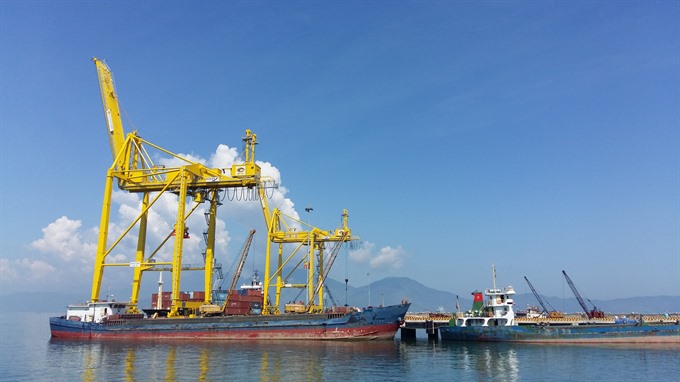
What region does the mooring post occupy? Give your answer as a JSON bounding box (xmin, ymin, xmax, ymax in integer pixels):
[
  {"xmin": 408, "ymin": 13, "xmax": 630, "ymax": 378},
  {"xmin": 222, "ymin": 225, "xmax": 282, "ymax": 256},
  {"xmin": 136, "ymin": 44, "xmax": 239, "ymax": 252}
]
[
  {"xmin": 425, "ymin": 320, "xmax": 438, "ymax": 341},
  {"xmin": 400, "ymin": 327, "xmax": 417, "ymax": 340}
]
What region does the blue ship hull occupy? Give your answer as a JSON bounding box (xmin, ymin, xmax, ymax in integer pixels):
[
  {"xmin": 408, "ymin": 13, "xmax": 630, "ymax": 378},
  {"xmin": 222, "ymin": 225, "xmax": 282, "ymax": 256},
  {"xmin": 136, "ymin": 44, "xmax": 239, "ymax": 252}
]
[
  {"xmin": 50, "ymin": 303, "xmax": 410, "ymax": 341},
  {"xmin": 439, "ymin": 323, "xmax": 680, "ymax": 343}
]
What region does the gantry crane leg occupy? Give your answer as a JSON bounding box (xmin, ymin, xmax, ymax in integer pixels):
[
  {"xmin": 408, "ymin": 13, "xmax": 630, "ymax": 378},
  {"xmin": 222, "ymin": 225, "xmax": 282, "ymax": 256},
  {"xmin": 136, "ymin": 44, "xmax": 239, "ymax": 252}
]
[
  {"xmin": 91, "ymin": 171, "xmax": 115, "ymax": 302},
  {"xmin": 168, "ymin": 170, "xmax": 189, "ymax": 317},
  {"xmin": 129, "ymin": 192, "xmax": 150, "ymax": 313},
  {"xmin": 203, "ymin": 190, "xmax": 218, "ymax": 304}
]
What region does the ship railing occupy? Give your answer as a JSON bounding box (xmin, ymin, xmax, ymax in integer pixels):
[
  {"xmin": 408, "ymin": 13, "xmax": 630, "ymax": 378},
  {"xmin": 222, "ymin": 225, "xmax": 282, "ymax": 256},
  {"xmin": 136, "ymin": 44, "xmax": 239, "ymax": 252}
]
[
  {"xmin": 325, "ymin": 313, "xmax": 346, "ymax": 320},
  {"xmin": 404, "ymin": 313, "xmax": 454, "ymax": 322},
  {"xmin": 102, "ymin": 313, "xmax": 145, "ymax": 325}
]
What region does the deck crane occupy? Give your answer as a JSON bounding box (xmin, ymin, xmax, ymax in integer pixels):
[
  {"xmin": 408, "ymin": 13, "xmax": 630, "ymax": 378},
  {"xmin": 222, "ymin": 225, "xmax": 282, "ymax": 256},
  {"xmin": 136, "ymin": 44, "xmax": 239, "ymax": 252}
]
[
  {"xmin": 91, "ymin": 58, "xmax": 263, "ymax": 317},
  {"xmin": 562, "ymin": 270, "xmax": 604, "ymax": 318},
  {"xmin": 324, "ymin": 285, "xmax": 339, "ymax": 307},
  {"xmin": 221, "ymin": 230, "xmax": 256, "ymax": 314},
  {"xmin": 523, "ymin": 276, "xmax": 564, "ymax": 318}
]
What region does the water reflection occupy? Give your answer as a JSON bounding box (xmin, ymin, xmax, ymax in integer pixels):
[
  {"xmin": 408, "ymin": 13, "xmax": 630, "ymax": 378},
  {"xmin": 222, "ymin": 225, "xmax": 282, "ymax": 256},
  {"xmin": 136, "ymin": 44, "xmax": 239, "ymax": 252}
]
[
  {"xmin": 82, "ymin": 345, "xmax": 94, "ymax": 382},
  {"xmin": 199, "ymin": 348, "xmax": 209, "ymax": 382},
  {"xmin": 165, "ymin": 346, "xmax": 176, "ymax": 382},
  {"xmin": 41, "ymin": 336, "xmax": 680, "ymax": 381},
  {"xmin": 438, "ymin": 342, "xmax": 520, "ymax": 382},
  {"xmin": 47, "ymin": 338, "xmax": 402, "ymax": 381},
  {"xmin": 255, "ymin": 341, "xmax": 402, "ymax": 381},
  {"xmin": 125, "ymin": 348, "xmax": 134, "ymax": 382}
]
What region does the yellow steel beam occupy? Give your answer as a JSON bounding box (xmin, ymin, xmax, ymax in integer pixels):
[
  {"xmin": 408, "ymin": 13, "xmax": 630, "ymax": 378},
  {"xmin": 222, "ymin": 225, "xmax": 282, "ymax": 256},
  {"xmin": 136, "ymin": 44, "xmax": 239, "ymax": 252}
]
[
  {"xmin": 168, "ymin": 169, "xmax": 189, "ymax": 317},
  {"xmin": 93, "ymin": 58, "xmax": 126, "ymax": 167},
  {"xmin": 129, "ymin": 192, "xmax": 150, "ymax": 312},
  {"xmin": 91, "ymin": 170, "xmax": 115, "ymax": 302},
  {"xmin": 203, "ymin": 191, "xmax": 218, "ymax": 304}
]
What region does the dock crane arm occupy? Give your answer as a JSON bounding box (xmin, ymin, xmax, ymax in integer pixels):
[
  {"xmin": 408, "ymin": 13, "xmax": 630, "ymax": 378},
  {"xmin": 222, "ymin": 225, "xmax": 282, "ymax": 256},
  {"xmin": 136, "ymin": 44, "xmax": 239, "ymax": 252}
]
[
  {"xmin": 221, "ymin": 230, "xmax": 256, "ymax": 313},
  {"xmin": 562, "ymin": 270, "xmax": 601, "ymax": 318},
  {"xmin": 524, "ymin": 276, "xmax": 550, "ymax": 315},
  {"xmin": 324, "ymin": 285, "xmax": 339, "ymax": 307},
  {"xmin": 93, "ymin": 58, "xmax": 127, "ymax": 167}
]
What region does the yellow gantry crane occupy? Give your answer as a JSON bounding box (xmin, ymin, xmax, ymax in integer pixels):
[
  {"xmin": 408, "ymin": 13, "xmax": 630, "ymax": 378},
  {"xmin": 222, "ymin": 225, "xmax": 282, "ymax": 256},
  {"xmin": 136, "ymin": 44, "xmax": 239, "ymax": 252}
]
[
  {"xmin": 257, "ymin": 192, "xmax": 356, "ymax": 313},
  {"xmin": 92, "ymin": 58, "xmax": 261, "ymax": 316},
  {"xmin": 91, "ymin": 58, "xmax": 356, "ymax": 317},
  {"xmin": 233, "ymin": 131, "xmax": 359, "ymax": 314}
]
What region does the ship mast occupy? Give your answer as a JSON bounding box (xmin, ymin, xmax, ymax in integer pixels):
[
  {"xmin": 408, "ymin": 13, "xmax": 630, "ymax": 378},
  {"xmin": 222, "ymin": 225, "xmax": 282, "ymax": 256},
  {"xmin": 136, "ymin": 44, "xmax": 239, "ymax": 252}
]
[{"xmin": 156, "ymin": 272, "xmax": 163, "ymax": 310}]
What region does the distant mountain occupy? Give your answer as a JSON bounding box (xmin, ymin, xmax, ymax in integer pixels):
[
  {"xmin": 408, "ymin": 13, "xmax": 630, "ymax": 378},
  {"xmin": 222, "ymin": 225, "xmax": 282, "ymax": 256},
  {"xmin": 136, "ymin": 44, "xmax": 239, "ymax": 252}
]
[
  {"xmin": 322, "ymin": 277, "xmax": 680, "ymax": 314},
  {"xmin": 3, "ymin": 277, "xmax": 678, "ymax": 314}
]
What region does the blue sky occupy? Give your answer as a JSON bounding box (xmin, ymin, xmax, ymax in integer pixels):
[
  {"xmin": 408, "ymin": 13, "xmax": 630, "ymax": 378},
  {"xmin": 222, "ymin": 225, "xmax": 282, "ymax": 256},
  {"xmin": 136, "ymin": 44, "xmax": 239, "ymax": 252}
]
[{"xmin": 1, "ymin": 1, "xmax": 678, "ymax": 303}]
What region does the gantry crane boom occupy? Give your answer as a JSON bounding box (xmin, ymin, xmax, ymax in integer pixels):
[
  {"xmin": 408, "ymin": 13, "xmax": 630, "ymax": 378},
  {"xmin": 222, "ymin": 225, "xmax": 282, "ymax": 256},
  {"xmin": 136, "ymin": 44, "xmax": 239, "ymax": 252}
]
[
  {"xmin": 93, "ymin": 58, "xmax": 261, "ymax": 193},
  {"xmin": 93, "ymin": 58, "xmax": 126, "ymax": 166},
  {"xmin": 222, "ymin": 230, "xmax": 256, "ymax": 313}
]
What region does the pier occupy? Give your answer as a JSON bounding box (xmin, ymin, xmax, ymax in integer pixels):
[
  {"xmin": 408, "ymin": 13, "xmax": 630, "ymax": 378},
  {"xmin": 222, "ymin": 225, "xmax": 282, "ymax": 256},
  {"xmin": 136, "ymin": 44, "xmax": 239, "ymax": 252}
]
[{"xmin": 401, "ymin": 313, "xmax": 453, "ymax": 340}]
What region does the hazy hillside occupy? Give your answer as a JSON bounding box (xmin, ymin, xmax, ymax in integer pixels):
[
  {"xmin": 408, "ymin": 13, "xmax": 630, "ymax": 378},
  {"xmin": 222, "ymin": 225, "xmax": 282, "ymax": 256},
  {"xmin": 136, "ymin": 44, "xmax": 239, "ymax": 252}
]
[
  {"xmin": 322, "ymin": 277, "xmax": 680, "ymax": 314},
  {"xmin": 3, "ymin": 276, "xmax": 678, "ymax": 314}
]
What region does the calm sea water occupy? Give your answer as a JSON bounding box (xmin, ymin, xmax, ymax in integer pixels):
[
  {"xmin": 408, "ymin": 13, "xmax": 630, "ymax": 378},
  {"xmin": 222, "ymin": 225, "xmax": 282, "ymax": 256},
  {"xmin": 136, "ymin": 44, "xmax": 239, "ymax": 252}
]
[{"xmin": 1, "ymin": 312, "xmax": 678, "ymax": 381}]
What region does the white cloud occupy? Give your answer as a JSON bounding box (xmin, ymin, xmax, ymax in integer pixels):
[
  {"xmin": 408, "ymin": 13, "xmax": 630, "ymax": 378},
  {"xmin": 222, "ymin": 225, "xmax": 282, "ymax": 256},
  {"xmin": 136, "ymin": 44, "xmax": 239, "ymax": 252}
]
[
  {"xmin": 210, "ymin": 144, "xmax": 239, "ymax": 167},
  {"xmin": 30, "ymin": 216, "xmax": 97, "ymax": 263},
  {"xmin": 0, "ymin": 258, "xmax": 18, "ymax": 280},
  {"xmin": 349, "ymin": 241, "xmax": 408, "ymax": 270},
  {"xmin": 349, "ymin": 241, "xmax": 374, "ymax": 263},
  {"xmin": 0, "ymin": 258, "xmax": 56, "ymax": 282},
  {"xmin": 9, "ymin": 144, "xmax": 400, "ymax": 295},
  {"xmin": 370, "ymin": 245, "xmax": 407, "ymax": 269}
]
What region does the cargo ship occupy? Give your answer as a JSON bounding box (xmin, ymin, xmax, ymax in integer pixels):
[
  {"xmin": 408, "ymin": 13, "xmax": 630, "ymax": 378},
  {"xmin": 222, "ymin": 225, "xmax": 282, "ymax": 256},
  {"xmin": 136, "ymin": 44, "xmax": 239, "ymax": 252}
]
[
  {"xmin": 51, "ymin": 271, "xmax": 410, "ymax": 340},
  {"xmin": 49, "ymin": 58, "xmax": 411, "ymax": 340},
  {"xmin": 439, "ymin": 270, "xmax": 680, "ymax": 343},
  {"xmin": 49, "ymin": 256, "xmax": 413, "ymax": 341},
  {"xmin": 49, "ymin": 300, "xmax": 410, "ymax": 340}
]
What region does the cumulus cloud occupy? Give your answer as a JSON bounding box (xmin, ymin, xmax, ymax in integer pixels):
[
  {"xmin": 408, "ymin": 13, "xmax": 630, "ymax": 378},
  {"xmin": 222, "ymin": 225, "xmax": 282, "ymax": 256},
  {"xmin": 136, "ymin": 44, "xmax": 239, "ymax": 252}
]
[
  {"xmin": 210, "ymin": 144, "xmax": 239, "ymax": 167},
  {"xmin": 0, "ymin": 258, "xmax": 18, "ymax": 280},
  {"xmin": 30, "ymin": 216, "xmax": 97, "ymax": 263},
  {"xmin": 0, "ymin": 258, "xmax": 56, "ymax": 282},
  {"xmin": 6, "ymin": 143, "xmax": 404, "ymax": 295},
  {"xmin": 349, "ymin": 241, "xmax": 408, "ymax": 270},
  {"xmin": 3, "ymin": 144, "xmax": 296, "ymax": 291},
  {"xmin": 370, "ymin": 246, "xmax": 407, "ymax": 269}
]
